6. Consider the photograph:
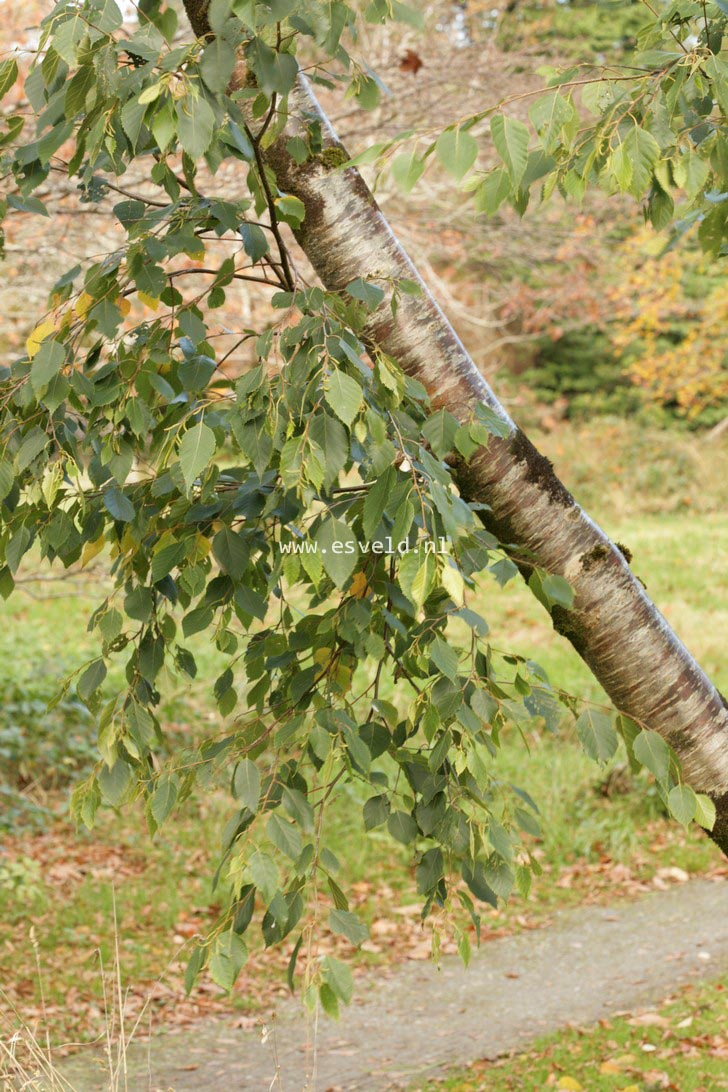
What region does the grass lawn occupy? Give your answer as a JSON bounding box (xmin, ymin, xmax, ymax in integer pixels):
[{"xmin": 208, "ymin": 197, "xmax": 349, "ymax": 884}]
[
  {"xmin": 1, "ymin": 438, "xmax": 726, "ymax": 1055},
  {"xmin": 416, "ymin": 974, "xmax": 728, "ymax": 1091}
]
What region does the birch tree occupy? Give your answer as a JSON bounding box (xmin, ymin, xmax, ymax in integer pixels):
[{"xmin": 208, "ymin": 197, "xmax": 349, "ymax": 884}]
[
  {"xmin": 181, "ymin": 0, "xmax": 728, "ymax": 839},
  {"xmin": 0, "ymin": 0, "xmax": 726, "ymax": 1002}
]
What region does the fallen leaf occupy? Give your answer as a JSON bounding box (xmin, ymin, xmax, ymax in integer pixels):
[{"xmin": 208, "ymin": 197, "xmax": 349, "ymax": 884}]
[
  {"xmin": 655, "ymin": 866, "xmax": 689, "ymax": 883},
  {"xmin": 628, "ymin": 1012, "xmax": 669, "ymax": 1027},
  {"xmin": 399, "ymin": 49, "xmax": 423, "ymax": 74}
]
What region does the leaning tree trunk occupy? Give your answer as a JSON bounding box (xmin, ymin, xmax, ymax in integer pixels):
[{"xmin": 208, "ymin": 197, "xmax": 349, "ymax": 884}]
[{"xmin": 183, "ymin": 3, "xmax": 728, "ymax": 852}]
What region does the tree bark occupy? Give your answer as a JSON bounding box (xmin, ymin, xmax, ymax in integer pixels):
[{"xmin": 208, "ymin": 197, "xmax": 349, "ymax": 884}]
[{"xmin": 182, "ymin": 5, "xmax": 728, "ymax": 852}]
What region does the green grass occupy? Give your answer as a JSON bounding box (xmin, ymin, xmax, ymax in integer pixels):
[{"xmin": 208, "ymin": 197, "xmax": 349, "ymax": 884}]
[{"xmin": 415, "ymin": 975, "xmax": 728, "ymax": 1091}]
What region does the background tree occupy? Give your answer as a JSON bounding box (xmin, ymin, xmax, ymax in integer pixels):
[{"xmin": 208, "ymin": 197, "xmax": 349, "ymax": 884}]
[{"xmin": 0, "ymin": 0, "xmax": 726, "ymax": 1009}]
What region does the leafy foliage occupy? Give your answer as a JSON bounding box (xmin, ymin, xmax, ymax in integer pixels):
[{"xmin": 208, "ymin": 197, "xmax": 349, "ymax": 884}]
[
  {"xmin": 497, "ymin": 219, "xmax": 725, "ymax": 424},
  {"xmin": 0, "ymin": 0, "xmax": 718, "ymax": 1007},
  {"xmin": 607, "ymin": 227, "xmax": 728, "ymax": 421},
  {"xmin": 383, "ymin": 1, "xmax": 728, "ymax": 255}
]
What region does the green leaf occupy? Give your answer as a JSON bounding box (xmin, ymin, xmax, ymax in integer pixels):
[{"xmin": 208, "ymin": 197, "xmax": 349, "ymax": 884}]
[
  {"xmin": 309, "ymin": 413, "xmax": 348, "ymax": 487},
  {"xmin": 694, "ymin": 793, "xmax": 716, "ymax": 831},
  {"xmin": 200, "ymin": 39, "xmax": 237, "ymax": 94},
  {"xmin": 328, "ymin": 908, "xmax": 369, "ymax": 947},
  {"xmin": 622, "ymin": 125, "xmax": 660, "ymax": 197},
  {"xmin": 176, "ymin": 96, "xmax": 216, "ymax": 159},
  {"xmin": 5, "ymin": 527, "xmax": 31, "ymax": 574},
  {"xmin": 95, "ymin": 0, "xmax": 124, "ymax": 33},
  {"xmin": 150, "ymin": 540, "xmax": 185, "ymax": 583},
  {"xmin": 120, "ymin": 96, "xmax": 148, "ymax": 149},
  {"xmin": 485, "ymin": 855, "xmax": 514, "ymax": 898},
  {"xmin": 391, "ymin": 497, "xmax": 414, "ymax": 545},
  {"xmin": 247, "ymin": 849, "xmax": 278, "ymax": 902},
  {"xmin": 490, "ymin": 114, "xmax": 530, "ymax": 188},
  {"xmin": 209, "ymin": 930, "xmax": 247, "ymax": 992},
  {"xmin": 616, "ymin": 714, "xmax": 642, "ymax": 773},
  {"xmin": 387, "ymin": 810, "xmax": 417, "ymax": 844},
  {"xmin": 353, "ymin": 73, "xmax": 380, "ymax": 110},
  {"xmin": 315, "ymin": 518, "xmax": 358, "ymax": 588},
  {"xmin": 257, "ymin": 0, "xmax": 297, "ymax": 24},
  {"xmin": 151, "ymin": 774, "xmax": 179, "ymax": 826},
  {"xmin": 319, "ymin": 981, "xmax": 339, "ymax": 1018},
  {"xmin": 322, "ymin": 955, "xmax": 353, "ymax": 1004},
  {"xmin": 363, "ymin": 794, "xmax": 390, "ymax": 830},
  {"xmin": 345, "ymin": 278, "xmax": 385, "ymax": 310},
  {"xmin": 410, "ymin": 553, "xmax": 436, "ymax": 611},
  {"xmin": 0, "ymin": 566, "xmax": 15, "ymax": 600},
  {"xmin": 233, "ymin": 759, "xmax": 261, "ymax": 813},
  {"xmin": 209, "ymin": 0, "xmax": 235, "ymax": 32},
  {"xmin": 422, "ymin": 409, "xmax": 459, "ymax": 458},
  {"xmin": 282, "ymin": 786, "xmax": 314, "ymax": 833},
  {"xmin": 233, "ymin": 885, "xmax": 256, "ymax": 935},
  {"xmin": 15, "ymin": 428, "xmax": 48, "ymax": 471},
  {"xmin": 239, "ymin": 222, "xmax": 269, "ymax": 262},
  {"xmin": 699, "ymin": 204, "xmax": 728, "ymax": 259},
  {"xmin": 213, "ymin": 527, "xmax": 248, "ymax": 575},
  {"xmin": 77, "ymin": 659, "xmax": 107, "ymax": 701},
  {"xmin": 416, "ymin": 847, "xmax": 444, "ymax": 894},
  {"xmin": 53, "ymin": 15, "xmax": 85, "ymax": 63},
  {"xmin": 575, "ymin": 709, "xmax": 618, "ymax": 764},
  {"xmin": 179, "ymin": 422, "xmax": 217, "ymax": 492},
  {"xmin": 28, "ymin": 338, "xmax": 65, "ymax": 395},
  {"xmin": 529, "ymin": 91, "xmax": 574, "ymax": 152},
  {"xmin": 682, "ymin": 153, "xmax": 710, "ymax": 200},
  {"xmin": 363, "ymin": 467, "xmax": 396, "ymax": 538},
  {"xmin": 0, "ymin": 461, "xmax": 14, "ymax": 504},
  {"xmin": 436, "ymin": 127, "xmax": 478, "ymax": 181},
  {"xmin": 430, "ymin": 635, "xmax": 459, "ymax": 681},
  {"xmin": 98, "ymin": 760, "xmax": 132, "ymax": 807},
  {"xmin": 474, "ymin": 402, "xmax": 512, "ymax": 439},
  {"xmin": 103, "ymin": 487, "xmax": 135, "ymax": 523},
  {"xmin": 246, "ymin": 38, "xmax": 298, "ymax": 95},
  {"xmin": 275, "ymin": 195, "xmax": 305, "ymax": 227},
  {"xmin": 267, "ymin": 812, "xmax": 302, "ymax": 860},
  {"xmin": 7, "ymin": 194, "xmax": 48, "ymax": 217},
  {"xmin": 286, "ymin": 932, "xmax": 303, "ymax": 991},
  {"xmin": 184, "ymin": 944, "xmax": 207, "ymax": 995},
  {"xmin": 0, "ymin": 58, "xmax": 18, "ymax": 102},
  {"xmin": 151, "ymin": 99, "xmax": 176, "ymax": 151},
  {"xmin": 668, "ymin": 784, "xmax": 697, "ymax": 828},
  {"xmin": 523, "ymin": 687, "xmax": 562, "ymax": 733},
  {"xmin": 325, "ymin": 370, "xmax": 363, "ymax": 428},
  {"xmin": 139, "ymin": 82, "xmax": 164, "ymax": 105},
  {"xmin": 462, "ymin": 860, "xmax": 497, "ymax": 907},
  {"xmin": 390, "ymin": 148, "xmax": 425, "ymax": 194},
  {"xmin": 633, "ymin": 728, "xmax": 670, "ymax": 786},
  {"xmin": 234, "ymin": 584, "xmax": 268, "ymax": 622},
  {"xmin": 540, "ymin": 573, "xmax": 574, "ymax": 610}
]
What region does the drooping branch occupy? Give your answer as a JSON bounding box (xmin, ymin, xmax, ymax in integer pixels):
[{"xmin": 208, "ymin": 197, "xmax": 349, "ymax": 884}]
[{"xmin": 181, "ymin": 4, "xmax": 728, "ymax": 852}]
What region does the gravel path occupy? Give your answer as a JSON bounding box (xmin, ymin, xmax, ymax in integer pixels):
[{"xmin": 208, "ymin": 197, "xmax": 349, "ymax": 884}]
[{"xmin": 61, "ymin": 878, "xmax": 728, "ymax": 1091}]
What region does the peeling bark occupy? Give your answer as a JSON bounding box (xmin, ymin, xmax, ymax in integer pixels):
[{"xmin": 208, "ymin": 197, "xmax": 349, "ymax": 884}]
[{"xmin": 182, "ymin": 5, "xmax": 728, "ymax": 853}]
